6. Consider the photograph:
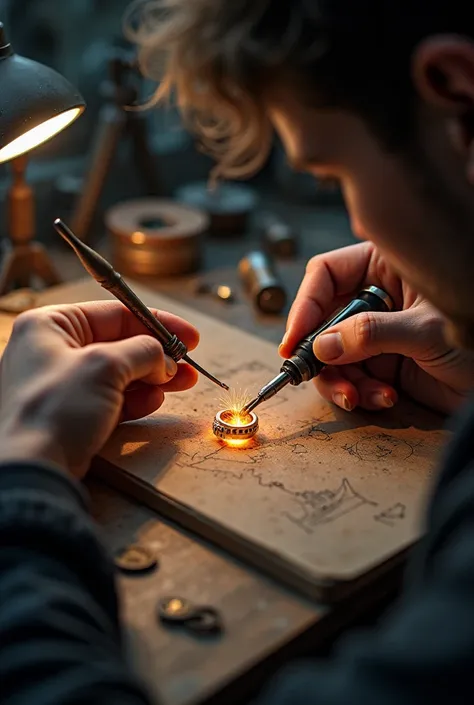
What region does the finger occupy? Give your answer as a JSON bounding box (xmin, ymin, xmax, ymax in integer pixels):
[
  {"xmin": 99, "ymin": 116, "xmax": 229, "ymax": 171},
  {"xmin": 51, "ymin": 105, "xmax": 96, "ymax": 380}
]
[
  {"xmin": 122, "ymin": 385, "xmax": 165, "ymax": 422},
  {"xmin": 125, "ymin": 362, "xmax": 198, "ymax": 394},
  {"xmin": 314, "ymin": 366, "xmax": 360, "ymax": 411},
  {"xmin": 343, "ymin": 365, "xmax": 398, "ymax": 410},
  {"xmin": 364, "ymin": 353, "xmax": 401, "ymax": 386},
  {"xmin": 399, "ymin": 360, "xmax": 462, "ymax": 415},
  {"xmin": 280, "ymin": 242, "xmax": 374, "ymax": 357},
  {"xmin": 159, "ymin": 362, "xmax": 199, "ymax": 392},
  {"xmin": 82, "ymin": 335, "xmax": 176, "ymax": 389},
  {"xmin": 313, "ymin": 306, "xmax": 446, "ymax": 366},
  {"xmin": 43, "ymin": 300, "xmax": 200, "ymax": 350}
]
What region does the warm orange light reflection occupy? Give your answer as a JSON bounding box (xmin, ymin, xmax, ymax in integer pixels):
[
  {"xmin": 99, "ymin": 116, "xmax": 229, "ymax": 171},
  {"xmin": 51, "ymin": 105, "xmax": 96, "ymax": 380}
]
[
  {"xmin": 225, "ymin": 438, "xmax": 250, "ymax": 448},
  {"xmin": 131, "ymin": 231, "xmax": 146, "ymax": 245}
]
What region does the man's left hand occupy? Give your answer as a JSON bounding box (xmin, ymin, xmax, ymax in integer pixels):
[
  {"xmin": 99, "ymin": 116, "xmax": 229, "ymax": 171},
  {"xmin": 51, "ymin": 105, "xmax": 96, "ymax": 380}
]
[{"xmin": 0, "ymin": 301, "xmax": 199, "ymax": 478}]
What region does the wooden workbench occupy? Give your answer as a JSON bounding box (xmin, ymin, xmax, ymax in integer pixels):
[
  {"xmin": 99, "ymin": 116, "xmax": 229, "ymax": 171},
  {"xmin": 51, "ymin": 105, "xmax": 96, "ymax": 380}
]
[
  {"xmin": 0, "ymin": 203, "xmax": 404, "ymax": 705},
  {"xmin": 89, "ymin": 481, "xmax": 401, "ymax": 705}
]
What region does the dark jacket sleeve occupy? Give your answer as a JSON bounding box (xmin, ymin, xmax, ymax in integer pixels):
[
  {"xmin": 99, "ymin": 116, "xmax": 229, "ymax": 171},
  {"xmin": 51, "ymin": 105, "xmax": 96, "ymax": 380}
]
[
  {"xmin": 0, "ymin": 462, "xmax": 152, "ymax": 705},
  {"xmin": 257, "ymin": 461, "xmax": 474, "ymax": 705},
  {"xmin": 2, "ymin": 447, "xmax": 474, "ymax": 705}
]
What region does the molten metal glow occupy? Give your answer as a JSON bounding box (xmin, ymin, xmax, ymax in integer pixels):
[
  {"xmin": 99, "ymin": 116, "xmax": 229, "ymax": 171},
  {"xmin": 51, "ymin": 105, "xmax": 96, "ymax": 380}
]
[
  {"xmin": 218, "ymin": 387, "xmax": 251, "ymax": 427},
  {"xmin": 213, "ymin": 388, "xmax": 258, "ymax": 447}
]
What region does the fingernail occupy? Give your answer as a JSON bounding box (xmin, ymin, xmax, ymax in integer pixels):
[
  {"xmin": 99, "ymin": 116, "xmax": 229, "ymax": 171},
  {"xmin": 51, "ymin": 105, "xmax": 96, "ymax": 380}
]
[
  {"xmin": 165, "ymin": 355, "xmax": 178, "ymax": 378},
  {"xmin": 333, "ymin": 392, "xmax": 353, "ymax": 411},
  {"xmin": 369, "ymin": 392, "xmax": 394, "ymax": 408},
  {"xmin": 316, "ymin": 332, "xmax": 344, "ymax": 361},
  {"xmin": 280, "ymin": 332, "xmax": 289, "ymax": 349}
]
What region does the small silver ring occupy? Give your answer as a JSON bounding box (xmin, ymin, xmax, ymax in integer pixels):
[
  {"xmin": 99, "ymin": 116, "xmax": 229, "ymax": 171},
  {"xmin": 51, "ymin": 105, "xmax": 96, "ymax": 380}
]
[{"xmin": 213, "ymin": 409, "xmax": 259, "ymax": 440}]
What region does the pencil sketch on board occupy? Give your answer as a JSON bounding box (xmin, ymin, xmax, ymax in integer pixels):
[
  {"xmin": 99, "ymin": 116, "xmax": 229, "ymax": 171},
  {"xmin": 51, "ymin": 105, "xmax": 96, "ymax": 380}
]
[
  {"xmin": 101, "ymin": 345, "xmax": 447, "ymax": 588},
  {"xmin": 1, "ymin": 278, "xmax": 450, "ymax": 598}
]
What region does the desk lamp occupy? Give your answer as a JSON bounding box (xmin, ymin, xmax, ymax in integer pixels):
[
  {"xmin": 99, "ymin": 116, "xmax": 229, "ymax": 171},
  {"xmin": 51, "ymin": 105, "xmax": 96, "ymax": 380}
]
[{"xmin": 0, "ymin": 22, "xmax": 85, "ymax": 294}]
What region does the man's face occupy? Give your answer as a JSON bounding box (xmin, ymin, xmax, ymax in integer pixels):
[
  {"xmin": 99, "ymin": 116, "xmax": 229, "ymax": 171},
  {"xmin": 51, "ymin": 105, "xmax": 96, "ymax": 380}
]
[{"xmin": 268, "ymin": 88, "xmax": 474, "ymax": 345}]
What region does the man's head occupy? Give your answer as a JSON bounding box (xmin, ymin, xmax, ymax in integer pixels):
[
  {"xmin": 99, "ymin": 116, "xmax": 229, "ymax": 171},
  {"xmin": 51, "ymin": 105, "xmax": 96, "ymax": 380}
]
[{"xmin": 127, "ymin": 1, "xmax": 474, "ymax": 346}]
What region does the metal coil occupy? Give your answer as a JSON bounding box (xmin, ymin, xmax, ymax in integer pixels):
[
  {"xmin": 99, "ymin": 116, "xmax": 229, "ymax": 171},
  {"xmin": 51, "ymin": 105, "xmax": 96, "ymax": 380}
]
[{"xmin": 163, "ymin": 335, "xmax": 187, "ymax": 362}]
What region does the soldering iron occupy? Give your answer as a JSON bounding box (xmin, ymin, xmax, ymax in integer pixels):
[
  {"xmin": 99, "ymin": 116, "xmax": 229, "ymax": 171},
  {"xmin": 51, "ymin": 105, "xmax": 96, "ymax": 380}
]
[{"xmin": 243, "ymin": 286, "xmax": 394, "ymax": 414}]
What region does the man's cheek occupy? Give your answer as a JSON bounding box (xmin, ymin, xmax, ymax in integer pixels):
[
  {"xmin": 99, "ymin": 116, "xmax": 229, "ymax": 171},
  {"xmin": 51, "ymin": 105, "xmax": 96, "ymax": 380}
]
[
  {"xmin": 343, "ymin": 183, "xmax": 390, "ymax": 244},
  {"xmin": 350, "ymin": 193, "xmax": 410, "ymax": 251}
]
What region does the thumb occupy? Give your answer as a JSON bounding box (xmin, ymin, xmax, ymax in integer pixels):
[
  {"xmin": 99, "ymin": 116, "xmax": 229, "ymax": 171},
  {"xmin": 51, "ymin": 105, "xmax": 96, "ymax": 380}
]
[
  {"xmin": 313, "ymin": 307, "xmax": 446, "ymax": 365},
  {"xmin": 83, "ymin": 335, "xmax": 178, "ymax": 389}
]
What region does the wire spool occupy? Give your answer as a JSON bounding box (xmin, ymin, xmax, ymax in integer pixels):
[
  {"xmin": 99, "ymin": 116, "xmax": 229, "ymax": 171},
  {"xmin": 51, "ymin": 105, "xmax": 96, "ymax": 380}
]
[
  {"xmin": 105, "ymin": 198, "xmax": 209, "ymax": 277},
  {"xmin": 175, "ymin": 181, "xmax": 258, "ymax": 236}
]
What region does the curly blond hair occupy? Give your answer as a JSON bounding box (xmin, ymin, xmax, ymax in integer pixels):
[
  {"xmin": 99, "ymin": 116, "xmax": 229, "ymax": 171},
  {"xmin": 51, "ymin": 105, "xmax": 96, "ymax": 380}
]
[
  {"xmin": 124, "ymin": 0, "xmax": 276, "ymax": 183},
  {"xmin": 124, "ymin": 1, "xmax": 442, "ymax": 182}
]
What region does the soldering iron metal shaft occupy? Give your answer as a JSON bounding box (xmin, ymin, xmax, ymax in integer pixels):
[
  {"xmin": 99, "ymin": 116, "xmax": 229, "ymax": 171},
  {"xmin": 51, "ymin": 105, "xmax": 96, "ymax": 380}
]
[
  {"xmin": 243, "ymin": 286, "xmax": 393, "ymax": 414},
  {"xmin": 53, "ymin": 218, "xmax": 229, "ymax": 391}
]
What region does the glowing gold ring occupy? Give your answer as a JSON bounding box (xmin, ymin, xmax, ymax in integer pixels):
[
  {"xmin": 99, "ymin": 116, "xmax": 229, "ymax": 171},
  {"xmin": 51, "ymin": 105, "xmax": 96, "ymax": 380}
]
[{"xmin": 213, "ymin": 409, "xmax": 259, "ymax": 440}]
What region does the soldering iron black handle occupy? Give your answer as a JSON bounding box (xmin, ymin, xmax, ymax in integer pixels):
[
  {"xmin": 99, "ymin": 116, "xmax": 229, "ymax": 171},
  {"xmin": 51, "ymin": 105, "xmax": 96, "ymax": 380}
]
[{"xmin": 281, "ymin": 287, "xmax": 393, "ymax": 386}]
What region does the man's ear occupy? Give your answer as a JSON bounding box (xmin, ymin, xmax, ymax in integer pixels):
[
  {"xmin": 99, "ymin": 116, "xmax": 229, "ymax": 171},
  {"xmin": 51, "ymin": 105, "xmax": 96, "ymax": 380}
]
[
  {"xmin": 413, "ymin": 35, "xmax": 474, "ymax": 109},
  {"xmin": 412, "ymin": 35, "xmax": 474, "ymax": 184}
]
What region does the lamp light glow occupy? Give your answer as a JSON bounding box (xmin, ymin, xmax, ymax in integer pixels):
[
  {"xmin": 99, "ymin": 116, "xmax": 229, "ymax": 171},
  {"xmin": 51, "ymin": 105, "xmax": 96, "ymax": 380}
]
[
  {"xmin": 0, "ymin": 22, "xmax": 85, "ymax": 164},
  {"xmin": 0, "ymin": 21, "xmax": 86, "ymax": 295},
  {"xmin": 0, "ymin": 107, "xmax": 83, "ymax": 163}
]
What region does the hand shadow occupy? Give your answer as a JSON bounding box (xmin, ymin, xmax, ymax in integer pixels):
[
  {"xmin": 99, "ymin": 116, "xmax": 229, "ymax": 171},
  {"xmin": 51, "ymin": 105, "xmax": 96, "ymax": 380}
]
[
  {"xmin": 286, "ymin": 393, "xmax": 448, "ymax": 444},
  {"xmin": 97, "ymin": 413, "xmax": 203, "ymax": 486}
]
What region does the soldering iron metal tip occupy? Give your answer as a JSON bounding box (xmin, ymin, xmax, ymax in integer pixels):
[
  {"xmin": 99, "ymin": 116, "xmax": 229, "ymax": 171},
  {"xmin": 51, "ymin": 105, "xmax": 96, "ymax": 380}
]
[{"xmin": 242, "ymin": 397, "xmax": 261, "ymax": 414}]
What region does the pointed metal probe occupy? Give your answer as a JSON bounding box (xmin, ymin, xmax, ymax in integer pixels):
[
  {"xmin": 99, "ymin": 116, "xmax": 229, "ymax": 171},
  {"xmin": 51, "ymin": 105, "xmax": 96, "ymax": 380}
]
[{"xmin": 53, "ymin": 218, "xmax": 229, "ymax": 391}]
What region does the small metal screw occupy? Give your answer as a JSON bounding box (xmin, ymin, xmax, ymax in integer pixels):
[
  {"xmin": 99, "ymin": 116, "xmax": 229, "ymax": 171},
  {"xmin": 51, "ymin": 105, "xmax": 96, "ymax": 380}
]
[
  {"xmin": 114, "ymin": 544, "xmax": 158, "ymax": 575},
  {"xmin": 158, "ymin": 596, "xmax": 196, "ymax": 622}
]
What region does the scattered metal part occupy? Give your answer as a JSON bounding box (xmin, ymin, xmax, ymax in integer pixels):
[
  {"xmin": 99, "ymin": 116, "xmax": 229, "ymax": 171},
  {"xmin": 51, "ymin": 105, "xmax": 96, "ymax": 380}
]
[
  {"xmin": 259, "ymin": 212, "xmax": 298, "ymax": 259},
  {"xmin": 194, "ymin": 281, "xmax": 212, "ymax": 295},
  {"xmin": 158, "ymin": 597, "xmax": 196, "ymax": 623},
  {"xmin": 114, "ymin": 544, "xmax": 158, "ymax": 575},
  {"xmin": 238, "ymin": 250, "xmax": 287, "ymax": 315},
  {"xmin": 214, "ymin": 285, "xmax": 234, "ymax": 303},
  {"xmin": 176, "ymin": 181, "xmax": 258, "ymax": 236},
  {"xmin": 194, "ymin": 281, "xmax": 235, "ymax": 304},
  {"xmin": 185, "ymin": 607, "xmax": 224, "ymax": 635},
  {"xmin": 213, "ymin": 409, "xmax": 259, "ymax": 441},
  {"xmin": 157, "ymin": 597, "xmax": 224, "ymax": 636}
]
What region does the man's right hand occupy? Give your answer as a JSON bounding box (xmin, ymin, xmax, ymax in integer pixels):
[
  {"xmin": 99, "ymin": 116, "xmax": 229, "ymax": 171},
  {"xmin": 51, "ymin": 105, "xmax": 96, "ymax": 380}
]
[{"xmin": 280, "ymin": 242, "xmax": 474, "ymax": 415}]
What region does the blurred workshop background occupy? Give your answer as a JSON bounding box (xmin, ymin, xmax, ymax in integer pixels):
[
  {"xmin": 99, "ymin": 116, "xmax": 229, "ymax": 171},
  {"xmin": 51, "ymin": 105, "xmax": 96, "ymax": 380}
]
[{"xmin": 0, "ymin": 0, "xmax": 356, "ymax": 338}]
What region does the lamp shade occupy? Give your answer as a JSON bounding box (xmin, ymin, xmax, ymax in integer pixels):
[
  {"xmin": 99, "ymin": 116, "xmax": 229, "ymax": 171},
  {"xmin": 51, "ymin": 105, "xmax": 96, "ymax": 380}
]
[{"xmin": 0, "ymin": 22, "xmax": 85, "ymax": 164}]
